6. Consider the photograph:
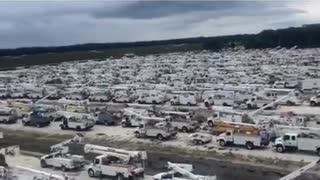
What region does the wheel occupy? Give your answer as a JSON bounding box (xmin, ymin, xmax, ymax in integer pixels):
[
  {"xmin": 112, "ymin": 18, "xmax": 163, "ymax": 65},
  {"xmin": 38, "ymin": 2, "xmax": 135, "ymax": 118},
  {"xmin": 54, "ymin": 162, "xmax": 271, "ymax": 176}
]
[
  {"xmin": 204, "ymin": 102, "xmax": 210, "ymax": 107},
  {"xmin": 157, "ymin": 134, "xmax": 164, "ymax": 140},
  {"xmin": 104, "ymin": 121, "xmax": 109, "ymax": 126},
  {"xmin": 208, "ymin": 121, "xmax": 214, "ymax": 127},
  {"xmin": 60, "ymin": 124, "xmax": 66, "ymax": 130},
  {"xmin": 88, "ymin": 169, "xmax": 95, "ymax": 177},
  {"xmin": 170, "ymin": 101, "xmax": 175, "ymax": 105},
  {"xmin": 76, "ymin": 126, "xmax": 81, "ymax": 131},
  {"xmin": 135, "ymin": 132, "xmax": 141, "ymax": 138},
  {"xmin": 193, "ymin": 139, "xmax": 199, "ymax": 145},
  {"xmin": 121, "ymin": 122, "xmax": 127, "ymax": 127},
  {"xmin": 116, "ymin": 173, "xmax": 124, "ymax": 180},
  {"xmin": 311, "ymin": 101, "xmax": 316, "ymax": 106},
  {"xmin": 219, "ymin": 140, "xmax": 226, "ymax": 146},
  {"xmin": 3, "ymin": 120, "xmax": 8, "ymax": 124},
  {"xmin": 36, "ymin": 123, "xmax": 41, "ymax": 128},
  {"xmin": 182, "ymin": 126, "xmax": 188, "ymax": 133},
  {"xmin": 287, "ymin": 101, "xmax": 294, "ymax": 106},
  {"xmin": 247, "ymin": 104, "xmax": 252, "ymax": 109},
  {"xmin": 22, "ymin": 121, "xmax": 27, "ymax": 126},
  {"xmin": 246, "ymin": 142, "xmax": 254, "ymax": 150},
  {"xmin": 317, "ymin": 148, "xmax": 320, "ymax": 156},
  {"xmin": 222, "ymin": 103, "xmax": 228, "ymax": 106},
  {"xmin": 198, "ymin": 140, "xmax": 204, "ymax": 145},
  {"xmin": 276, "ymin": 145, "xmax": 284, "ymax": 153},
  {"xmin": 40, "ymin": 160, "xmax": 47, "ymax": 168},
  {"xmin": 152, "ymin": 100, "xmax": 156, "ymax": 104},
  {"xmin": 61, "ymin": 165, "xmax": 67, "ymax": 172},
  {"xmin": 187, "ymin": 102, "xmax": 191, "ymax": 106}
]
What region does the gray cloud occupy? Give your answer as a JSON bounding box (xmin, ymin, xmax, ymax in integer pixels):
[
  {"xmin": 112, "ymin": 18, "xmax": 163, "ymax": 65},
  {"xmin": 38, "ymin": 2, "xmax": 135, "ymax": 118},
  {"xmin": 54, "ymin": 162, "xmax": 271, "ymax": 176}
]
[{"xmin": 0, "ymin": 1, "xmax": 318, "ymax": 48}]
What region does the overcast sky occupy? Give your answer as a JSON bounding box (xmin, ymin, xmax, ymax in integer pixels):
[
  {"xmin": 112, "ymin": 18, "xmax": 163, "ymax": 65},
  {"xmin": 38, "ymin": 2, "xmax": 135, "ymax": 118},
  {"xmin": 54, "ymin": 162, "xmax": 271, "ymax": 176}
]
[{"xmin": 1, "ymin": 0, "xmax": 320, "ymax": 49}]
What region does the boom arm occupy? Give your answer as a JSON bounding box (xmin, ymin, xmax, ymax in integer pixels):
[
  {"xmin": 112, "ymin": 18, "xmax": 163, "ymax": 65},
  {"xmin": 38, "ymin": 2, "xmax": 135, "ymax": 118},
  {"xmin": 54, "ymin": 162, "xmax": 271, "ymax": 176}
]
[
  {"xmin": 167, "ymin": 162, "xmax": 216, "ymax": 180},
  {"xmin": 50, "ymin": 133, "xmax": 84, "ymax": 153}
]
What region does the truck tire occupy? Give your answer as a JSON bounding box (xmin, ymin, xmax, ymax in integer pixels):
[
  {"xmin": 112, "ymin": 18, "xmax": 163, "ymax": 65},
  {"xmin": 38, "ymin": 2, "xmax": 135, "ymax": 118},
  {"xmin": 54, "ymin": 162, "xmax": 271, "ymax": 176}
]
[
  {"xmin": 152, "ymin": 100, "xmax": 156, "ymax": 104},
  {"xmin": 208, "ymin": 121, "xmax": 214, "ymax": 127},
  {"xmin": 311, "ymin": 101, "xmax": 316, "ymax": 106},
  {"xmin": 204, "ymin": 102, "xmax": 210, "ymax": 107},
  {"xmin": 276, "ymin": 145, "xmax": 284, "ymax": 153},
  {"xmin": 157, "ymin": 134, "xmax": 164, "ymax": 140},
  {"xmin": 193, "ymin": 139, "xmax": 199, "ymax": 145},
  {"xmin": 247, "ymin": 104, "xmax": 252, "ymax": 109},
  {"xmin": 219, "ymin": 140, "xmax": 226, "ymax": 147},
  {"xmin": 36, "ymin": 123, "xmax": 41, "ymax": 128},
  {"xmin": 198, "ymin": 140, "xmax": 204, "ymax": 145},
  {"xmin": 40, "ymin": 160, "xmax": 47, "ymax": 168},
  {"xmin": 182, "ymin": 126, "xmax": 188, "ymax": 133},
  {"xmin": 22, "ymin": 121, "xmax": 27, "ymax": 126},
  {"xmin": 287, "ymin": 101, "xmax": 295, "ymax": 106},
  {"xmin": 88, "ymin": 169, "xmax": 95, "ymax": 177},
  {"xmin": 170, "ymin": 101, "xmax": 174, "ymax": 105},
  {"xmin": 317, "ymin": 148, "xmax": 320, "ymax": 156},
  {"xmin": 246, "ymin": 142, "xmax": 254, "ymax": 150},
  {"xmin": 60, "ymin": 124, "xmax": 66, "ymax": 130},
  {"xmin": 116, "ymin": 173, "xmax": 124, "ymax": 180},
  {"xmin": 76, "ymin": 126, "xmax": 81, "ymax": 131},
  {"xmin": 135, "ymin": 132, "xmax": 141, "ymax": 138},
  {"xmin": 187, "ymin": 102, "xmax": 191, "ymax": 106},
  {"xmin": 121, "ymin": 122, "xmax": 127, "ymax": 127},
  {"xmin": 61, "ymin": 165, "xmax": 67, "ymax": 172}
]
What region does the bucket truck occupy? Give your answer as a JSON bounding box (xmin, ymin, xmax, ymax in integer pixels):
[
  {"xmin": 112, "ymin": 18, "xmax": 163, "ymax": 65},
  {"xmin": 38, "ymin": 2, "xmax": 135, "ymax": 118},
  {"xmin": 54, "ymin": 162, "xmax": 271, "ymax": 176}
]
[
  {"xmin": 40, "ymin": 133, "xmax": 85, "ymax": 171},
  {"xmin": 153, "ymin": 161, "xmax": 216, "ymax": 180},
  {"xmin": 84, "ymin": 144, "xmax": 146, "ymax": 180},
  {"xmin": 214, "ymin": 92, "xmax": 295, "ymax": 149}
]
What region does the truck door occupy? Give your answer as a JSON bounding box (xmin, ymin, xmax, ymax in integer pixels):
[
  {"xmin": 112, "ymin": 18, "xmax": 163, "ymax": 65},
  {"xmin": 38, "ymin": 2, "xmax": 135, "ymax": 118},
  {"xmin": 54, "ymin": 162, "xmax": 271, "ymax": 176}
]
[
  {"xmin": 226, "ymin": 131, "xmax": 233, "ymax": 143},
  {"xmin": 283, "ymin": 135, "xmax": 294, "ymax": 147}
]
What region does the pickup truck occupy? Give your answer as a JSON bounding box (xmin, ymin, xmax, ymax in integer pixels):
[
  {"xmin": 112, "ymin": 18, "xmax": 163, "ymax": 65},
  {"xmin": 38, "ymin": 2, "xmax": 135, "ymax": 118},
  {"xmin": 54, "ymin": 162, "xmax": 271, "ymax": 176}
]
[{"xmin": 22, "ymin": 111, "xmax": 51, "ymax": 128}]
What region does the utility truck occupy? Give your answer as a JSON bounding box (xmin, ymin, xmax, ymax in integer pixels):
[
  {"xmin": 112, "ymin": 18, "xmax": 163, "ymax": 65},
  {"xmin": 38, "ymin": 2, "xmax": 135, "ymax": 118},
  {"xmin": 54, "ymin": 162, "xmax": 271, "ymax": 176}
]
[
  {"xmin": 121, "ymin": 108, "xmax": 149, "ymax": 127},
  {"xmin": 310, "ymin": 94, "xmax": 320, "ymax": 106},
  {"xmin": 217, "ymin": 128, "xmax": 270, "ymax": 150},
  {"xmin": 160, "ymin": 111, "xmax": 197, "ymax": 133},
  {"xmin": 22, "ymin": 110, "xmax": 51, "ymax": 128},
  {"xmin": 60, "ymin": 115, "xmax": 95, "ymax": 131},
  {"xmin": 41, "ymin": 134, "xmax": 85, "ymax": 171},
  {"xmin": 274, "ymin": 132, "xmax": 320, "ymax": 155},
  {"xmin": 134, "ymin": 118, "xmax": 177, "ymax": 140},
  {"xmin": 0, "ymin": 107, "xmax": 18, "ymax": 124},
  {"xmin": 137, "ymin": 93, "xmax": 165, "ymax": 104},
  {"xmin": 170, "ymin": 94, "xmax": 197, "ymax": 106},
  {"xmin": 84, "ymin": 144, "xmax": 146, "ymax": 180},
  {"xmin": 153, "ymin": 162, "xmax": 216, "ymax": 180}
]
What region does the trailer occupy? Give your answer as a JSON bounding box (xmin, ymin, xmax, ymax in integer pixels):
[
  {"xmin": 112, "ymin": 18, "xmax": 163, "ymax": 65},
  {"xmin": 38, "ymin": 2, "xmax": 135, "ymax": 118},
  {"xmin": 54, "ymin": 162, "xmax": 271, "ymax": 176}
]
[{"xmin": 300, "ymin": 78, "xmax": 320, "ymax": 91}]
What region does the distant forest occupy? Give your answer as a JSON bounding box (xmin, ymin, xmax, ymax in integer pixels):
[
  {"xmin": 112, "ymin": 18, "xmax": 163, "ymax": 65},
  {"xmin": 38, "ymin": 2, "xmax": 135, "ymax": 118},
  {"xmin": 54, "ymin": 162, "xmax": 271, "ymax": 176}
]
[{"xmin": 0, "ymin": 24, "xmax": 320, "ymax": 68}]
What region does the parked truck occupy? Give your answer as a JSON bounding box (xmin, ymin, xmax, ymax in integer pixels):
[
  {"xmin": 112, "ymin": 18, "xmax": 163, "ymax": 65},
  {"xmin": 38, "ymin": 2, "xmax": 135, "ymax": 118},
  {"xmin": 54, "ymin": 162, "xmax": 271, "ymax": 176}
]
[
  {"xmin": 273, "ymin": 132, "xmax": 320, "ymax": 156},
  {"xmin": 60, "ymin": 115, "xmax": 95, "ymax": 131},
  {"xmin": 22, "ymin": 110, "xmax": 51, "ymax": 128},
  {"xmin": 170, "ymin": 94, "xmax": 197, "ymax": 106},
  {"xmin": 134, "ymin": 119, "xmax": 177, "ymax": 140},
  {"xmin": 84, "ymin": 144, "xmax": 146, "ymax": 180},
  {"xmin": 310, "ymin": 94, "xmax": 320, "ymax": 106},
  {"xmin": 40, "ymin": 151, "xmax": 85, "ymax": 171},
  {"xmin": 217, "ymin": 129, "xmax": 270, "ymax": 150},
  {"xmin": 137, "ymin": 93, "xmax": 165, "ymax": 104},
  {"xmin": 0, "ymin": 107, "xmax": 18, "ymax": 124}
]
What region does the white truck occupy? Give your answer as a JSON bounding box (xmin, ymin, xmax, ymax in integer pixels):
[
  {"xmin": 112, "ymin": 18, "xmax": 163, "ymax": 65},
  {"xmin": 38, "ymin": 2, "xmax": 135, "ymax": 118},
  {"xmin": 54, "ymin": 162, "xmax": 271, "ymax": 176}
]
[
  {"xmin": 134, "ymin": 120, "xmax": 177, "ymax": 140},
  {"xmin": 300, "ymin": 78, "xmax": 320, "ymax": 91},
  {"xmin": 0, "ymin": 107, "xmax": 18, "ymax": 124},
  {"xmin": 40, "ymin": 151, "xmax": 85, "ymax": 171},
  {"xmin": 217, "ymin": 129, "xmax": 270, "ymax": 150},
  {"xmin": 170, "ymin": 94, "xmax": 197, "ymax": 106},
  {"xmin": 84, "ymin": 144, "xmax": 146, "ymax": 180},
  {"xmin": 273, "ymin": 132, "xmax": 320, "ymax": 156},
  {"xmin": 310, "ymin": 94, "xmax": 320, "ymax": 106},
  {"xmin": 60, "ymin": 115, "xmax": 95, "ymax": 131},
  {"xmin": 160, "ymin": 111, "xmax": 197, "ymax": 133},
  {"xmin": 137, "ymin": 93, "xmax": 165, "ymax": 104},
  {"xmin": 204, "ymin": 91, "xmax": 234, "ymax": 107},
  {"xmin": 88, "ymin": 92, "xmax": 111, "ymax": 102}
]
